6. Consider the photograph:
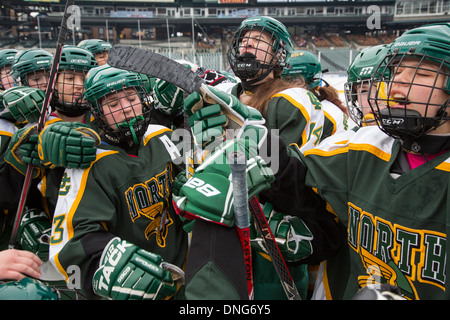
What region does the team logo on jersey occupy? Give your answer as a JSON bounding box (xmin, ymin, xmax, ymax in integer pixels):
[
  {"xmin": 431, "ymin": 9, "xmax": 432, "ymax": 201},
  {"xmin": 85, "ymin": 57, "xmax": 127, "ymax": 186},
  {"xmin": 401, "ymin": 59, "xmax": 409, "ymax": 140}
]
[
  {"xmin": 348, "ymin": 202, "xmax": 446, "ymax": 299},
  {"xmin": 125, "ymin": 164, "xmax": 174, "ymax": 247}
]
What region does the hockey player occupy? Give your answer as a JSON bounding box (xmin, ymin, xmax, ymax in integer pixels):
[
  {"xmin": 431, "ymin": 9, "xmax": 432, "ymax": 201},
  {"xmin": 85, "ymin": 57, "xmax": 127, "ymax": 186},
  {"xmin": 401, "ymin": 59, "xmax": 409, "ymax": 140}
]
[
  {"xmin": 9, "ymin": 49, "xmax": 53, "ymax": 91},
  {"xmin": 0, "ymin": 46, "xmax": 99, "ymax": 254},
  {"xmin": 213, "ymin": 16, "xmax": 326, "ymax": 150},
  {"xmin": 281, "ymin": 50, "xmax": 355, "ymax": 137},
  {"xmin": 180, "ymin": 16, "xmax": 342, "ymax": 300},
  {"xmin": 176, "ymin": 23, "xmax": 450, "ymax": 300},
  {"xmin": 344, "ymin": 44, "xmax": 390, "ymax": 127},
  {"xmin": 77, "ymin": 39, "xmax": 112, "ymax": 66},
  {"xmin": 0, "ymin": 49, "xmax": 18, "ymax": 90},
  {"xmin": 47, "ymin": 65, "xmax": 188, "ymax": 300}
]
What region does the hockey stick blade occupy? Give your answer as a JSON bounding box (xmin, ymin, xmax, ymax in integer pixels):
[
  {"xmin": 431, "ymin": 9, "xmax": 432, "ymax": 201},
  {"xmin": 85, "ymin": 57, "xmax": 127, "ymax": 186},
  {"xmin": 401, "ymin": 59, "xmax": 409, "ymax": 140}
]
[
  {"xmin": 107, "ymin": 45, "xmax": 204, "ymax": 95},
  {"xmin": 108, "ymin": 45, "xmax": 245, "ymax": 131}
]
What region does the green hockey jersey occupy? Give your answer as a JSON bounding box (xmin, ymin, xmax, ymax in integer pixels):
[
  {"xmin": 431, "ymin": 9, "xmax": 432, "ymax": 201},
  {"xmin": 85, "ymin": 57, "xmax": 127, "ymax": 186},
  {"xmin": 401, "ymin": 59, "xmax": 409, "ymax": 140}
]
[
  {"xmin": 304, "ymin": 126, "xmax": 449, "ymax": 300},
  {"xmin": 49, "ymin": 124, "xmax": 188, "ymax": 298}
]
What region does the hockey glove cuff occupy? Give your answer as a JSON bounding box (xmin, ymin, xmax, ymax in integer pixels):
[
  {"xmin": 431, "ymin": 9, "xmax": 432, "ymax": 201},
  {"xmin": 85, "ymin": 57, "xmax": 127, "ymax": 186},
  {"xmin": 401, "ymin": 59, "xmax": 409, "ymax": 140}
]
[
  {"xmin": 2, "ymin": 86, "xmax": 45, "ymax": 124},
  {"xmin": 4, "ymin": 125, "xmax": 45, "ymax": 178},
  {"xmin": 38, "ymin": 121, "xmax": 101, "ymax": 169},
  {"xmin": 17, "ymin": 209, "xmax": 51, "ymax": 261},
  {"xmin": 93, "ymin": 237, "xmax": 184, "ymax": 300}
]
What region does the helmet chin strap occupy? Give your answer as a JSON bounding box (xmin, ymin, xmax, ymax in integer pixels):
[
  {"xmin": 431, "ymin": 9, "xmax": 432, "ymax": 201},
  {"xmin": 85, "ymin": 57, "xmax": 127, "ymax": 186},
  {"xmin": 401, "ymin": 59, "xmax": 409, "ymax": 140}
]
[
  {"xmin": 116, "ymin": 116, "xmax": 145, "ymax": 145},
  {"xmin": 233, "ymin": 52, "xmax": 273, "ymax": 92},
  {"xmin": 379, "ymin": 108, "xmax": 450, "ymax": 154},
  {"xmin": 52, "ymin": 94, "xmax": 88, "ymax": 117}
]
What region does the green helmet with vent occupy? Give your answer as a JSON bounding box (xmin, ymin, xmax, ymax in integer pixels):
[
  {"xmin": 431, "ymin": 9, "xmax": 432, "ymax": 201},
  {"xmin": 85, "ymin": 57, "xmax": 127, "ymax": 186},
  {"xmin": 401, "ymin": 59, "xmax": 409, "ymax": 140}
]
[
  {"xmin": 369, "ymin": 23, "xmax": 450, "ymax": 152},
  {"xmin": 344, "ymin": 44, "xmax": 390, "ymax": 126},
  {"xmin": 0, "ymin": 49, "xmax": 18, "ymax": 69},
  {"xmin": 9, "ymin": 49, "xmax": 53, "ymax": 86},
  {"xmin": 84, "ymin": 65, "xmax": 152, "ymax": 148},
  {"xmin": 58, "ymin": 45, "xmax": 98, "ymax": 72},
  {"xmin": 77, "ymin": 39, "xmax": 112, "ymax": 55},
  {"xmin": 227, "ymin": 16, "xmax": 294, "ymax": 88},
  {"xmin": 281, "ymin": 50, "xmax": 323, "ymax": 89},
  {"xmin": 0, "ymin": 49, "xmax": 18, "ymax": 90}
]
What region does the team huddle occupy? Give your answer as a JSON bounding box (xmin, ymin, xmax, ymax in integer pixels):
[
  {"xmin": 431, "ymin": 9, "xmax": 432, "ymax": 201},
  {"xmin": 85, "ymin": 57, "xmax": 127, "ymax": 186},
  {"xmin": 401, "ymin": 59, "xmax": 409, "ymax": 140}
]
[{"xmin": 0, "ymin": 16, "xmax": 449, "ymax": 300}]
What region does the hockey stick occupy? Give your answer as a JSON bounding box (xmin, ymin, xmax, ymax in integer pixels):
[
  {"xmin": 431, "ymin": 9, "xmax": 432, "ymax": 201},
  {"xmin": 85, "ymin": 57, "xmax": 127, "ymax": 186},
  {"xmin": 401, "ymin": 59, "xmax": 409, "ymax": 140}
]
[
  {"xmin": 107, "ymin": 46, "xmax": 300, "ymax": 300},
  {"xmin": 248, "ymin": 196, "xmax": 302, "ymax": 300},
  {"xmin": 228, "ymin": 151, "xmax": 254, "ymax": 300},
  {"xmin": 8, "ymin": 0, "xmax": 75, "ymax": 249}
]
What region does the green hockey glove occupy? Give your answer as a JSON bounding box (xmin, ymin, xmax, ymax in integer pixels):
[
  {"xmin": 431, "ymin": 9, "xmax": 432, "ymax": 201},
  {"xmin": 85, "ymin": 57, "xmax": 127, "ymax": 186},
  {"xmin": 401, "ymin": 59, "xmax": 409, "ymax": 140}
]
[
  {"xmin": 4, "ymin": 125, "xmax": 46, "ymax": 178},
  {"xmin": 184, "ymin": 84, "xmax": 267, "ymax": 149},
  {"xmin": 92, "ymin": 237, "xmax": 184, "ymax": 300},
  {"xmin": 38, "ymin": 121, "xmax": 101, "ymax": 169},
  {"xmin": 172, "ymin": 139, "xmax": 274, "ymax": 227},
  {"xmin": 17, "ymin": 209, "xmax": 51, "ymax": 261},
  {"xmin": 250, "ymin": 203, "xmax": 313, "ymax": 262},
  {"xmin": 153, "ymin": 78, "xmax": 185, "ymax": 116},
  {"xmin": 2, "ymin": 86, "xmax": 45, "ymax": 124}
]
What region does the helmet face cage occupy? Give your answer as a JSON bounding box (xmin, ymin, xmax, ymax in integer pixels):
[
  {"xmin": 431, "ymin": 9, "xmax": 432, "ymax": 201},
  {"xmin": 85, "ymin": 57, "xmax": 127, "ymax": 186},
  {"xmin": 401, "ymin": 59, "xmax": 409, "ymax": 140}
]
[
  {"xmin": 369, "ymin": 51, "xmax": 450, "ymax": 141},
  {"xmin": 344, "ymin": 79, "xmax": 377, "ymax": 126},
  {"xmin": 0, "ymin": 65, "xmax": 15, "ymax": 90},
  {"xmin": 94, "ymin": 84, "xmax": 152, "ymax": 146},
  {"xmin": 23, "ymin": 69, "xmax": 50, "ymax": 91},
  {"xmin": 228, "ymin": 24, "xmax": 289, "ymax": 82},
  {"xmin": 53, "ymin": 68, "xmax": 90, "ymax": 116}
]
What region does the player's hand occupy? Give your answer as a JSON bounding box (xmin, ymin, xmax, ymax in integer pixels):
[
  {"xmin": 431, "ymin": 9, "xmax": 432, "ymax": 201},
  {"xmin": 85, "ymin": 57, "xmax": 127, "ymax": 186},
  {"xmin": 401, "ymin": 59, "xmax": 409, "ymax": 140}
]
[
  {"xmin": 93, "ymin": 237, "xmax": 184, "ymax": 300},
  {"xmin": 38, "ymin": 121, "xmax": 101, "ymax": 169},
  {"xmin": 0, "ymin": 249, "xmax": 42, "ymax": 281},
  {"xmin": 172, "ymin": 138, "xmax": 274, "ymax": 227},
  {"xmin": 2, "ymin": 86, "xmax": 45, "ymax": 124}
]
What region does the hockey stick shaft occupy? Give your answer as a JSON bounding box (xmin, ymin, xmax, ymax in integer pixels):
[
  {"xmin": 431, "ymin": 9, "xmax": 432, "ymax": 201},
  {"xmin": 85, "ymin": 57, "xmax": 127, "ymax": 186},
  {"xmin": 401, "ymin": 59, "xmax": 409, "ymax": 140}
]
[
  {"xmin": 248, "ymin": 196, "xmax": 302, "ymax": 300},
  {"xmin": 8, "ymin": 0, "xmax": 74, "ymax": 249},
  {"xmin": 228, "ymin": 151, "xmax": 253, "ymax": 300}
]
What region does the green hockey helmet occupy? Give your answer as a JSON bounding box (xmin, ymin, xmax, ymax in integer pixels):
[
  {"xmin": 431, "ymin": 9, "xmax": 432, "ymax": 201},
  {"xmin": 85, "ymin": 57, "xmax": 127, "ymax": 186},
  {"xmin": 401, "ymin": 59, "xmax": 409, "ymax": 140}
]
[
  {"xmin": 0, "ymin": 49, "xmax": 18, "ymax": 69},
  {"xmin": 369, "ymin": 23, "xmax": 450, "ymax": 151},
  {"xmin": 281, "ymin": 50, "xmax": 323, "ymax": 89},
  {"xmin": 0, "ymin": 278, "xmax": 58, "ymax": 300},
  {"xmin": 227, "ymin": 16, "xmax": 294, "ymax": 89},
  {"xmin": 9, "ymin": 49, "xmax": 53, "ymax": 88},
  {"xmin": 344, "ymin": 44, "xmax": 390, "ymax": 126},
  {"xmin": 58, "ymin": 45, "xmax": 98, "ymax": 72},
  {"xmin": 84, "ymin": 65, "xmax": 152, "ymax": 148},
  {"xmin": 52, "ymin": 46, "xmax": 98, "ymax": 116},
  {"xmin": 77, "ymin": 39, "xmax": 112, "ymax": 66},
  {"xmin": 0, "ymin": 49, "xmax": 18, "ymax": 90},
  {"xmin": 77, "ymin": 39, "xmax": 112, "ymax": 55}
]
